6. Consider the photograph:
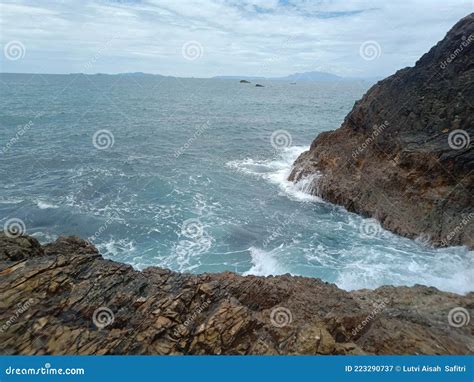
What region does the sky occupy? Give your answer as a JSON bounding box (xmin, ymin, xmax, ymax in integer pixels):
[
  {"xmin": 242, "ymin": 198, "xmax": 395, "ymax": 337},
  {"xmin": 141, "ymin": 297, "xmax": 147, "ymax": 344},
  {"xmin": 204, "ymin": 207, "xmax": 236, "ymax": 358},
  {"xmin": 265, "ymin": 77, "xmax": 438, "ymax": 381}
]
[{"xmin": 0, "ymin": 0, "xmax": 472, "ymax": 78}]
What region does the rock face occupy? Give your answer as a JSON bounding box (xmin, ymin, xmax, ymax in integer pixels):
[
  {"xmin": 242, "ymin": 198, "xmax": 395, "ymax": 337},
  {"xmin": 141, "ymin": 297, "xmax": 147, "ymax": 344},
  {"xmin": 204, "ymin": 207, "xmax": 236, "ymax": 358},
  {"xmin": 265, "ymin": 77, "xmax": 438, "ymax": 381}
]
[
  {"xmin": 289, "ymin": 14, "xmax": 474, "ymax": 247},
  {"xmin": 1, "ymin": 234, "xmax": 473, "ymax": 355}
]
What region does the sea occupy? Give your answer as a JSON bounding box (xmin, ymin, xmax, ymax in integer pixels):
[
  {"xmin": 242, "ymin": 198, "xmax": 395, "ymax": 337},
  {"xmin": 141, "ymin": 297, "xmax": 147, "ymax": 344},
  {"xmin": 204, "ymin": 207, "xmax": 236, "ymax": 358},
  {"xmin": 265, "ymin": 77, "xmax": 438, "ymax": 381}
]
[{"xmin": 1, "ymin": 73, "xmax": 472, "ymax": 294}]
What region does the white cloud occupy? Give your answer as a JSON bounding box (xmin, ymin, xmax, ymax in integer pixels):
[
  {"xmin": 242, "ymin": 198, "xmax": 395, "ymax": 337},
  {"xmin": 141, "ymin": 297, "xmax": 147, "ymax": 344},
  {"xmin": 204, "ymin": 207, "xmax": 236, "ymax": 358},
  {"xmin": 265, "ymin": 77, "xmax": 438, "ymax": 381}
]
[{"xmin": 0, "ymin": 0, "xmax": 472, "ymax": 77}]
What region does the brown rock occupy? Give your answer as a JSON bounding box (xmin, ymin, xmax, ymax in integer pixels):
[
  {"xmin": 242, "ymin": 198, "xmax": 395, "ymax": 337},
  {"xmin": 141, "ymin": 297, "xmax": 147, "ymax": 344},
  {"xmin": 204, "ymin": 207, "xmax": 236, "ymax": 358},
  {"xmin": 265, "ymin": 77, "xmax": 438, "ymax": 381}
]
[
  {"xmin": 0, "ymin": 234, "xmax": 472, "ymax": 355},
  {"xmin": 289, "ymin": 14, "xmax": 474, "ymax": 248}
]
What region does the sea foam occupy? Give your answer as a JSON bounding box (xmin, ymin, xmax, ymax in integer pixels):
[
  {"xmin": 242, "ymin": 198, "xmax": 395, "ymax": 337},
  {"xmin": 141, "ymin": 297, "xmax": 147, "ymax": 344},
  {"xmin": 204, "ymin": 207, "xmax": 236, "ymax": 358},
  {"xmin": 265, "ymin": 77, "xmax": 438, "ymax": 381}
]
[
  {"xmin": 226, "ymin": 146, "xmax": 324, "ymax": 203},
  {"xmin": 243, "ymin": 246, "xmax": 286, "ymax": 276}
]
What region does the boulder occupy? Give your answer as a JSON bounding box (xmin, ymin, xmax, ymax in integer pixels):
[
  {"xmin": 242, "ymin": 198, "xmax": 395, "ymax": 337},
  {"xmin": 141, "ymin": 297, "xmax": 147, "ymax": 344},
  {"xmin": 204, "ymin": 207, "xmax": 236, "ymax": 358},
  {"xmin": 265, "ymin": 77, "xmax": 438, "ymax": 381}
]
[{"xmin": 289, "ymin": 14, "xmax": 474, "ymax": 248}]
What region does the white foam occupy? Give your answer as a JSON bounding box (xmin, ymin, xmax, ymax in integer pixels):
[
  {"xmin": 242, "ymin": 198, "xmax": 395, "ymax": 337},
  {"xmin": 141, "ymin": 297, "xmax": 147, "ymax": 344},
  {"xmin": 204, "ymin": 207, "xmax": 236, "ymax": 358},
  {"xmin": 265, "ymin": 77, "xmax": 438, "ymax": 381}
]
[
  {"xmin": 0, "ymin": 197, "xmax": 23, "ymax": 204},
  {"xmin": 243, "ymin": 246, "xmax": 287, "ymax": 276},
  {"xmin": 30, "ymin": 231, "xmax": 58, "ymax": 244},
  {"xmin": 334, "ymin": 245, "xmax": 474, "ymax": 295},
  {"xmin": 172, "ymin": 236, "xmax": 213, "ymax": 271},
  {"xmin": 226, "ymin": 146, "xmax": 324, "ymax": 203},
  {"xmin": 36, "ymin": 200, "xmax": 59, "ymax": 209},
  {"xmin": 97, "ymin": 238, "xmax": 136, "ymax": 259}
]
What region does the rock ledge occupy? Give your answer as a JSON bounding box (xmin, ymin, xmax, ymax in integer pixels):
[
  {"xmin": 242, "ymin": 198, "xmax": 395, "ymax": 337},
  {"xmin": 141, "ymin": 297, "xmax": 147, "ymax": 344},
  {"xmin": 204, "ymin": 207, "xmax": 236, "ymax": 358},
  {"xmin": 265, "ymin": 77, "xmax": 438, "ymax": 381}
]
[{"xmin": 1, "ymin": 234, "xmax": 472, "ymax": 355}]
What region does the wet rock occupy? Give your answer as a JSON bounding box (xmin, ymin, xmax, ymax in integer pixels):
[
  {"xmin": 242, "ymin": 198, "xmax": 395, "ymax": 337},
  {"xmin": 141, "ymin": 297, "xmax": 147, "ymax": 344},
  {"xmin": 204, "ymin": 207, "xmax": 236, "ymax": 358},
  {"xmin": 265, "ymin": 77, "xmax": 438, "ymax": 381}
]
[
  {"xmin": 0, "ymin": 234, "xmax": 43, "ymax": 261},
  {"xmin": 289, "ymin": 14, "xmax": 474, "ymax": 248}
]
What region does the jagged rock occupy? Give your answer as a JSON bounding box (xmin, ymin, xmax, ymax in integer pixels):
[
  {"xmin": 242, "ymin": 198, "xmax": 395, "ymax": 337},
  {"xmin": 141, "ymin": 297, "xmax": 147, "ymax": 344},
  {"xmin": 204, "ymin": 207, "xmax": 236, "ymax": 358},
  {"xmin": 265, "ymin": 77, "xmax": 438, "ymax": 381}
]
[
  {"xmin": 0, "ymin": 234, "xmax": 43, "ymax": 261},
  {"xmin": 0, "ymin": 234, "xmax": 472, "ymax": 355},
  {"xmin": 289, "ymin": 14, "xmax": 474, "ymax": 248}
]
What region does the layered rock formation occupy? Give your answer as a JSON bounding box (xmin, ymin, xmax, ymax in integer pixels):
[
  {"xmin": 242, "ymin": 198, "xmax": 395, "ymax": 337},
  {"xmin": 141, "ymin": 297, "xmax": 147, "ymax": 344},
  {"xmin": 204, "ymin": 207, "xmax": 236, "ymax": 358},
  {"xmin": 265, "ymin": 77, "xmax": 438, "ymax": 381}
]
[
  {"xmin": 1, "ymin": 234, "xmax": 473, "ymax": 355},
  {"xmin": 289, "ymin": 14, "xmax": 474, "ymax": 247}
]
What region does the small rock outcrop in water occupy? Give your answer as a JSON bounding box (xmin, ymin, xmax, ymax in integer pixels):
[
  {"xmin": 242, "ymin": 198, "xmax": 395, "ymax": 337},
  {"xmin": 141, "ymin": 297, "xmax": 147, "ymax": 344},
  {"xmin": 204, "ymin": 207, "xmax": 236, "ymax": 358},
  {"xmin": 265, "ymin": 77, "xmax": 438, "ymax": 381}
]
[
  {"xmin": 289, "ymin": 14, "xmax": 474, "ymax": 248},
  {"xmin": 255, "ymin": 83, "xmax": 264, "ymax": 87},
  {"xmin": 240, "ymin": 79, "xmax": 251, "ymax": 83},
  {"xmin": 1, "ymin": 234, "xmax": 473, "ymax": 355}
]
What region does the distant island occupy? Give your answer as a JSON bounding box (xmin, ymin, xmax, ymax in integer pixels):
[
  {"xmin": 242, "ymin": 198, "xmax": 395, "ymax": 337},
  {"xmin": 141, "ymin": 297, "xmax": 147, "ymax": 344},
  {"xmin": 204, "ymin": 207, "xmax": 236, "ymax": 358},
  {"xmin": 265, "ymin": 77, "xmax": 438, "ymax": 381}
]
[
  {"xmin": 0, "ymin": 70, "xmax": 379, "ymax": 82},
  {"xmin": 214, "ymin": 71, "xmax": 344, "ymax": 82}
]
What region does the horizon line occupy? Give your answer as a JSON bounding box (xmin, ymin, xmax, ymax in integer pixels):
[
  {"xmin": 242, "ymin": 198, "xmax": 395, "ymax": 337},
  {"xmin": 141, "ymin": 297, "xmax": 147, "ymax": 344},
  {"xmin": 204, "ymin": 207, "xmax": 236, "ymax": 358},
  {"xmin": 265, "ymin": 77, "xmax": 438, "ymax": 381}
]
[{"xmin": 0, "ymin": 71, "xmax": 380, "ymax": 81}]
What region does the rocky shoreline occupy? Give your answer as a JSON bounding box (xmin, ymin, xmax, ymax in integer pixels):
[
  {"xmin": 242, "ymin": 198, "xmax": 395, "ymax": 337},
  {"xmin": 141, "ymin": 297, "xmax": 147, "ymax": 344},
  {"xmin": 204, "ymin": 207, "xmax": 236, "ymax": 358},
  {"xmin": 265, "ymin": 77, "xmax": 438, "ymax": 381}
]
[
  {"xmin": 289, "ymin": 14, "xmax": 474, "ymax": 248},
  {"xmin": 0, "ymin": 234, "xmax": 473, "ymax": 355},
  {"xmin": 1, "ymin": 13, "xmax": 473, "ymax": 357}
]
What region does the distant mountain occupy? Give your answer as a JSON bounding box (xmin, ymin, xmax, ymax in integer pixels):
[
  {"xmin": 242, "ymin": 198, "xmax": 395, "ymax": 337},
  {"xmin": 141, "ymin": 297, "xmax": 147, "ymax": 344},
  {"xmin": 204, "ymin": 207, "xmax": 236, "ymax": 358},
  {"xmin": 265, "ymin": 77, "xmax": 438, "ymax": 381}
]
[
  {"xmin": 213, "ymin": 71, "xmax": 343, "ymax": 82},
  {"xmin": 42, "ymin": 71, "xmax": 379, "ymax": 82},
  {"xmin": 275, "ymin": 71, "xmax": 342, "ymax": 81},
  {"xmin": 213, "ymin": 75, "xmax": 265, "ymax": 80},
  {"xmin": 68, "ymin": 72, "xmax": 167, "ymax": 77},
  {"xmin": 117, "ymin": 72, "xmax": 165, "ymax": 77}
]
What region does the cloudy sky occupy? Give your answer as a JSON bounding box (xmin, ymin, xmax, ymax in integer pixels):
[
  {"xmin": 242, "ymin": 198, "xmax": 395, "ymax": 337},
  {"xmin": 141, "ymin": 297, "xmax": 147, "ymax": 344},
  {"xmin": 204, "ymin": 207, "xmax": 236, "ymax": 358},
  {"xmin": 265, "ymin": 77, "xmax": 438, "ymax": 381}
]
[{"xmin": 0, "ymin": 0, "xmax": 472, "ymax": 78}]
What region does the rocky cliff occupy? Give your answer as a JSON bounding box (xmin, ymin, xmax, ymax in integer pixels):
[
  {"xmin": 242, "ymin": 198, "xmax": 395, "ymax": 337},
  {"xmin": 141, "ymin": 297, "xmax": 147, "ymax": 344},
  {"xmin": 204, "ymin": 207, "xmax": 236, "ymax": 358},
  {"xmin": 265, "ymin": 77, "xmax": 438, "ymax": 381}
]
[
  {"xmin": 1, "ymin": 234, "xmax": 473, "ymax": 355},
  {"xmin": 289, "ymin": 14, "xmax": 474, "ymax": 247}
]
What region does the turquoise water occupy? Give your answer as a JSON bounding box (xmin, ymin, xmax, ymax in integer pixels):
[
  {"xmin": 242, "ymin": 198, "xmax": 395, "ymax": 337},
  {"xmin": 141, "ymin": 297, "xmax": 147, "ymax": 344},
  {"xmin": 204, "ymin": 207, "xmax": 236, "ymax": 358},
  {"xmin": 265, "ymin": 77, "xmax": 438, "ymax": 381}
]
[{"xmin": 1, "ymin": 73, "xmax": 472, "ymax": 294}]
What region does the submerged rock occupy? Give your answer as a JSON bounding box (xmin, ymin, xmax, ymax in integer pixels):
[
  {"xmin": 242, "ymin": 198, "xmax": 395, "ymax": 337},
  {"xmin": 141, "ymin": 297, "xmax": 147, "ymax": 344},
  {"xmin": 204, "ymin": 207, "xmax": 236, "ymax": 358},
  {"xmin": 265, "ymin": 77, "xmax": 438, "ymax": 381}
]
[
  {"xmin": 255, "ymin": 84, "xmax": 264, "ymax": 87},
  {"xmin": 289, "ymin": 14, "xmax": 474, "ymax": 248},
  {"xmin": 1, "ymin": 234, "xmax": 472, "ymax": 355},
  {"xmin": 240, "ymin": 80, "xmax": 251, "ymax": 83}
]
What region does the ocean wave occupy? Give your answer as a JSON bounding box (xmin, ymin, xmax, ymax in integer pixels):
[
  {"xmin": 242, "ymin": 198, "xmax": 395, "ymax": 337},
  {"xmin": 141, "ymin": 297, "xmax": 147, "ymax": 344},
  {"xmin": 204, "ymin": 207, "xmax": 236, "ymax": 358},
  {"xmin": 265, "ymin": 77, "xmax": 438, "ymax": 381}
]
[
  {"xmin": 226, "ymin": 146, "xmax": 324, "ymax": 203},
  {"xmin": 97, "ymin": 238, "xmax": 136, "ymax": 259},
  {"xmin": 243, "ymin": 246, "xmax": 287, "ymax": 276},
  {"xmin": 30, "ymin": 231, "xmax": 59, "ymax": 244},
  {"xmin": 171, "ymin": 236, "xmax": 214, "ymax": 272},
  {"xmin": 333, "ymin": 244, "xmax": 473, "ymax": 295},
  {"xmin": 36, "ymin": 200, "xmax": 59, "ymax": 209},
  {"xmin": 0, "ymin": 197, "xmax": 24, "ymax": 204}
]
